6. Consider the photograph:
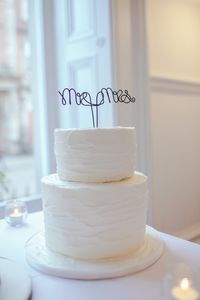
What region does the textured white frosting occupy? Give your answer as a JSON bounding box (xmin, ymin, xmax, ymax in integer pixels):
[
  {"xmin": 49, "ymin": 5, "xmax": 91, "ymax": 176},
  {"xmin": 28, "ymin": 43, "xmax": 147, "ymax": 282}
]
[
  {"xmin": 26, "ymin": 226, "xmax": 164, "ymax": 279},
  {"xmin": 54, "ymin": 127, "xmax": 136, "ymax": 183},
  {"xmin": 42, "ymin": 172, "xmax": 148, "ymax": 260}
]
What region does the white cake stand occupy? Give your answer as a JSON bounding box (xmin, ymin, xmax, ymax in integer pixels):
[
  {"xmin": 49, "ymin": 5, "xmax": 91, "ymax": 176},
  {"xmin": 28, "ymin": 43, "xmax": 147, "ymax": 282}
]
[
  {"xmin": 0, "ymin": 258, "xmax": 32, "ymax": 300},
  {"xmin": 26, "ymin": 225, "xmax": 164, "ymax": 280}
]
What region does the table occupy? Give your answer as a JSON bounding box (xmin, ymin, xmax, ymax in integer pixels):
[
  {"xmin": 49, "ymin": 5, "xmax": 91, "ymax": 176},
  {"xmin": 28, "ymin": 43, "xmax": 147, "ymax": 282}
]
[{"xmin": 0, "ymin": 212, "xmax": 200, "ymax": 300}]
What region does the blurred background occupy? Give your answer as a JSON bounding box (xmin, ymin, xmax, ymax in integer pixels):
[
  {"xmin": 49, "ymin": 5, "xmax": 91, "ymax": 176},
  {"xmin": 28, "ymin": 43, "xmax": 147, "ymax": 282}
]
[
  {"xmin": 0, "ymin": 0, "xmax": 200, "ymax": 242},
  {"xmin": 0, "ymin": 0, "xmax": 35, "ymax": 199}
]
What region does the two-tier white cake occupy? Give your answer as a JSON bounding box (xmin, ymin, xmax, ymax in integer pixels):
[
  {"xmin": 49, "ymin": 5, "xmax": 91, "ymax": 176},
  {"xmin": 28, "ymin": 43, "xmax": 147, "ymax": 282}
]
[
  {"xmin": 43, "ymin": 127, "xmax": 147, "ymax": 260},
  {"xmin": 26, "ymin": 127, "xmax": 163, "ymax": 279}
]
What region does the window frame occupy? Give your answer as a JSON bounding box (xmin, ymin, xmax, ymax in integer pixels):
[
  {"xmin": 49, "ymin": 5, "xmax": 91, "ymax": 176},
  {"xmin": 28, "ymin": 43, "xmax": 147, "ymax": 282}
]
[{"xmin": 30, "ymin": 0, "xmax": 59, "ymax": 180}]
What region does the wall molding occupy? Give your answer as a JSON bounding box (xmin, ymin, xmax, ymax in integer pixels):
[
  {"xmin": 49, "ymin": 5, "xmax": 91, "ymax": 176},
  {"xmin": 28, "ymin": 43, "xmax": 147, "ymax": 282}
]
[{"xmin": 150, "ymin": 75, "xmax": 200, "ymax": 94}]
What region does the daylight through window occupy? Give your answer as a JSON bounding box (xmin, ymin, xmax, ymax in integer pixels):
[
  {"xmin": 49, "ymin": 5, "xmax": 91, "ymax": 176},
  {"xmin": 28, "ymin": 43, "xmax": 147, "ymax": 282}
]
[{"xmin": 0, "ymin": 0, "xmax": 37, "ymax": 201}]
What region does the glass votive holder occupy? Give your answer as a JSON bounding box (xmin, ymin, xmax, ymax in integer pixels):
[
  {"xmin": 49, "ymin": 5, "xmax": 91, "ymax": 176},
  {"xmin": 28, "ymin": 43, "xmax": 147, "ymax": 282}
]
[
  {"xmin": 5, "ymin": 200, "xmax": 28, "ymax": 227},
  {"xmin": 163, "ymin": 262, "xmax": 200, "ymax": 300}
]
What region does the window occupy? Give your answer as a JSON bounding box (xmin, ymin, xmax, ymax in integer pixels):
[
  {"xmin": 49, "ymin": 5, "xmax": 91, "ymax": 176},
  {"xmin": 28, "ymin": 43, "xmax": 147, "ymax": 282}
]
[
  {"xmin": 0, "ymin": 0, "xmax": 149, "ymax": 218},
  {"xmin": 0, "ymin": 0, "xmax": 113, "ymax": 206},
  {"xmin": 0, "ymin": 0, "xmax": 37, "ymax": 202}
]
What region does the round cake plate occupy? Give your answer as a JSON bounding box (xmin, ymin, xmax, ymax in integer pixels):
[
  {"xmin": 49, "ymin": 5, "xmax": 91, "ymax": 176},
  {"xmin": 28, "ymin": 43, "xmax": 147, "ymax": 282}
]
[
  {"xmin": 0, "ymin": 258, "xmax": 32, "ymax": 300},
  {"xmin": 25, "ymin": 225, "xmax": 164, "ymax": 280}
]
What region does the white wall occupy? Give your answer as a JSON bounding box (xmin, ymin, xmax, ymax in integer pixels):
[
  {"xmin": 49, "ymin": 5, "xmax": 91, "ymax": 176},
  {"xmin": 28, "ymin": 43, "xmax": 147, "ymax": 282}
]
[
  {"xmin": 146, "ymin": 0, "xmax": 200, "ymax": 238},
  {"xmin": 147, "ymin": 0, "xmax": 200, "ymax": 81}
]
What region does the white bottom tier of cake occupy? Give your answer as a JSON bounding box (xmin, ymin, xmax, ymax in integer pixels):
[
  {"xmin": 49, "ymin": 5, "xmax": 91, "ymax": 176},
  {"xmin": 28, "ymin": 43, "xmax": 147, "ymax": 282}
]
[
  {"xmin": 26, "ymin": 226, "xmax": 164, "ymax": 280},
  {"xmin": 42, "ymin": 172, "xmax": 148, "ymax": 260}
]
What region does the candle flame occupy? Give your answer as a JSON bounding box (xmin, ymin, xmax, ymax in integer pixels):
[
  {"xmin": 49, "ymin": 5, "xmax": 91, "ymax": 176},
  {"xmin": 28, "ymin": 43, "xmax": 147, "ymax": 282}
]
[
  {"xmin": 13, "ymin": 208, "xmax": 20, "ymax": 215},
  {"xmin": 180, "ymin": 278, "xmax": 190, "ymax": 290}
]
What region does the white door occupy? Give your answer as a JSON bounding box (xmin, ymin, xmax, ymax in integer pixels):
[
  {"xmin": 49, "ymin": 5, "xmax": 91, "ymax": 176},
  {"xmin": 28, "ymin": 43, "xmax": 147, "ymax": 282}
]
[{"xmin": 55, "ymin": 0, "xmax": 113, "ymax": 129}]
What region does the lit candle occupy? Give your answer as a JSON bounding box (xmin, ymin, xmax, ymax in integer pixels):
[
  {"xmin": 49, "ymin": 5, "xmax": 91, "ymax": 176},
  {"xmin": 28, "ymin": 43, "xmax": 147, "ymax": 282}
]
[
  {"xmin": 11, "ymin": 208, "xmax": 22, "ymax": 217},
  {"xmin": 9, "ymin": 207, "xmax": 24, "ymax": 226},
  {"xmin": 5, "ymin": 200, "xmax": 28, "ymax": 227},
  {"xmin": 172, "ymin": 277, "xmax": 199, "ymax": 300}
]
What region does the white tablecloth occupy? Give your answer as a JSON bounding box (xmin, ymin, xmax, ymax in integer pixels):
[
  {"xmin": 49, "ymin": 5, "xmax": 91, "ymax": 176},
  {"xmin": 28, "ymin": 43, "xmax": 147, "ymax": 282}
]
[{"xmin": 0, "ymin": 212, "xmax": 200, "ymax": 300}]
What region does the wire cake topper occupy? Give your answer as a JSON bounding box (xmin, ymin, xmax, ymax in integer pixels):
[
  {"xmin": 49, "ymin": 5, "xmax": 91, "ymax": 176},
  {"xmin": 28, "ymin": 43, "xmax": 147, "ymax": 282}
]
[{"xmin": 58, "ymin": 87, "xmax": 136, "ymax": 128}]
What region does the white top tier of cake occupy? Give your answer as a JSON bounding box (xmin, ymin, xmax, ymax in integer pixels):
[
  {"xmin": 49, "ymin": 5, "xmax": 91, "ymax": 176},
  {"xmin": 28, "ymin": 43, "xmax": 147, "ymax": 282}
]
[{"xmin": 54, "ymin": 127, "xmax": 136, "ymax": 183}]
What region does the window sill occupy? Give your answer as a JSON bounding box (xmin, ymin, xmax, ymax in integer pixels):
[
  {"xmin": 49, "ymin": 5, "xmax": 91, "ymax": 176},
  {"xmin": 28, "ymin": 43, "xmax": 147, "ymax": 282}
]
[{"xmin": 0, "ymin": 194, "xmax": 42, "ymax": 219}]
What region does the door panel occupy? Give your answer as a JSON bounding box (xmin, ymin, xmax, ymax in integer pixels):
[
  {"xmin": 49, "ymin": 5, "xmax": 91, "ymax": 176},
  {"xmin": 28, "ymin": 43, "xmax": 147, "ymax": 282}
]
[{"xmin": 55, "ymin": 0, "xmax": 113, "ymax": 128}]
